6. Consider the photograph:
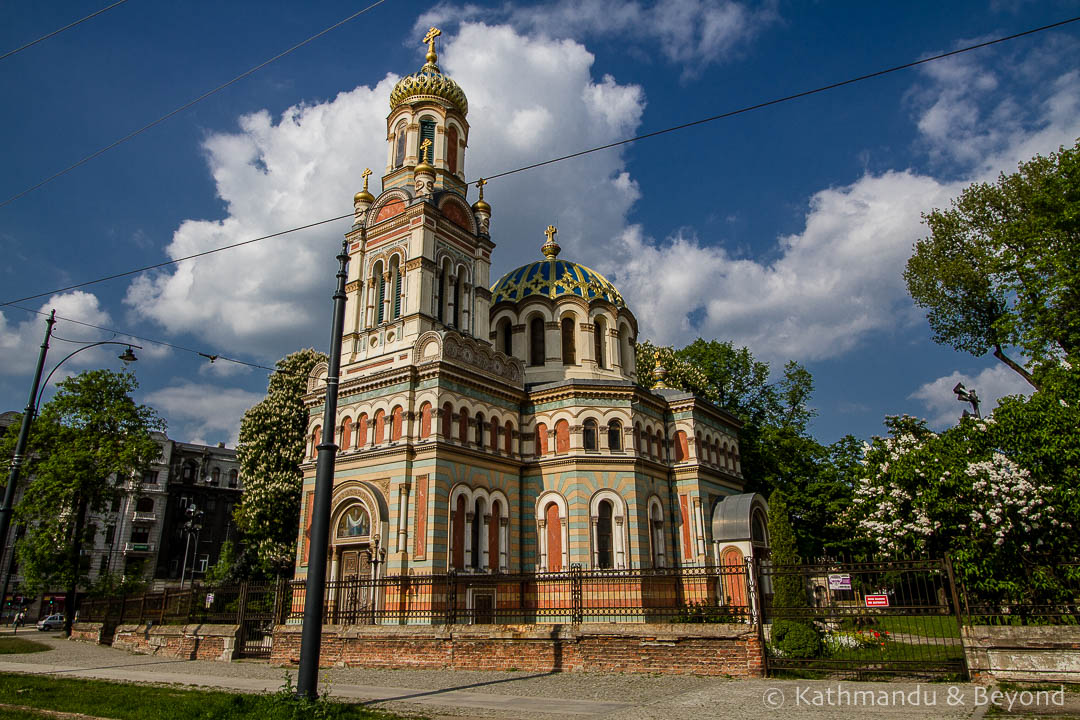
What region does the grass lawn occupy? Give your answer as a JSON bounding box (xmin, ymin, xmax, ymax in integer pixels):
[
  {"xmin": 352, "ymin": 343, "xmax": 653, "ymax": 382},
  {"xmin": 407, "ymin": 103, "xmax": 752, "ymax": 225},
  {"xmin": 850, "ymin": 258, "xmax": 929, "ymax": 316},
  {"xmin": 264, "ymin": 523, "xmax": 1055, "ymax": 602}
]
[
  {"xmin": 869, "ymin": 615, "xmax": 961, "ymax": 639},
  {"xmin": 0, "ymin": 638, "xmax": 51, "ymax": 655},
  {"xmin": 0, "ymin": 673, "xmax": 416, "ymax": 720}
]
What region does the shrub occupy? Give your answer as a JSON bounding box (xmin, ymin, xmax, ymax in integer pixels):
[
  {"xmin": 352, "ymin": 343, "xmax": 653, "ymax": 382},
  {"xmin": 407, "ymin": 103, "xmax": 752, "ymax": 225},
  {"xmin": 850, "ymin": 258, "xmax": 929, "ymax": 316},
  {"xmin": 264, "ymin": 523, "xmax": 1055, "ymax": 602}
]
[{"xmin": 771, "ymin": 619, "xmax": 823, "ymax": 659}]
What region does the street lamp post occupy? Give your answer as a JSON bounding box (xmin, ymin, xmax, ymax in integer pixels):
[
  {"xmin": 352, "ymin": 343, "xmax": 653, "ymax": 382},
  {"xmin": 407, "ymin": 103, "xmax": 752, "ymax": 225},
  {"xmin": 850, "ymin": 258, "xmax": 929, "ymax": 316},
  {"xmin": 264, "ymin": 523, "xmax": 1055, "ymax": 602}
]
[
  {"xmin": 0, "ymin": 311, "xmax": 140, "ymax": 617},
  {"xmin": 178, "ymin": 505, "xmax": 204, "ymax": 590},
  {"xmin": 953, "ymin": 382, "xmax": 982, "ymax": 420},
  {"xmin": 295, "ymin": 238, "xmax": 350, "ymax": 700}
]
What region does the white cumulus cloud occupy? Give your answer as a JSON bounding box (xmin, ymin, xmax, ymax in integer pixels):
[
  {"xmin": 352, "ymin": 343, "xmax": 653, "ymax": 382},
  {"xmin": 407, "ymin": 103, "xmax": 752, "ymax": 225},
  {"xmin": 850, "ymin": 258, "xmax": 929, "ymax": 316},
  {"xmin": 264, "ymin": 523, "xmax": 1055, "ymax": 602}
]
[
  {"xmin": 0, "ymin": 292, "xmax": 116, "ymax": 380},
  {"xmin": 143, "ymin": 381, "xmax": 262, "ymax": 447},
  {"xmin": 909, "ymin": 364, "xmax": 1034, "ymax": 430}
]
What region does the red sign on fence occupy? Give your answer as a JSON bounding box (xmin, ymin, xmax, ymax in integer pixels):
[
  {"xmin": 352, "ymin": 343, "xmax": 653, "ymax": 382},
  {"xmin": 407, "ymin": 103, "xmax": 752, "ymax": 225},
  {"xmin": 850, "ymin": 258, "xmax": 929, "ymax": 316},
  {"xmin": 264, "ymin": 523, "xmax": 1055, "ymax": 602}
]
[{"xmin": 864, "ymin": 594, "xmax": 890, "ymax": 607}]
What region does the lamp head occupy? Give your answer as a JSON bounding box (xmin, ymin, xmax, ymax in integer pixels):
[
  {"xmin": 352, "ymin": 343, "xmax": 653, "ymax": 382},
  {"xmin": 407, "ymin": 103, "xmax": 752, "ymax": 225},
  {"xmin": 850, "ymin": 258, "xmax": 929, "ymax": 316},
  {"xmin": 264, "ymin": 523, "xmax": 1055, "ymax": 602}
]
[{"xmin": 118, "ymin": 347, "xmax": 137, "ymax": 364}]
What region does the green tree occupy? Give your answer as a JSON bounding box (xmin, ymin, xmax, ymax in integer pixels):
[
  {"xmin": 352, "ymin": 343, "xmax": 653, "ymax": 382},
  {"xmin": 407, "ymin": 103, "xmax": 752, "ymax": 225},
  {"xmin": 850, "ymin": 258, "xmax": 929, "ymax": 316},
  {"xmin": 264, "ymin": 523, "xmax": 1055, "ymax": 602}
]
[
  {"xmin": 9, "ymin": 370, "xmax": 163, "ymax": 635},
  {"xmin": 233, "ymin": 348, "xmax": 326, "ymax": 578},
  {"xmin": 767, "ymin": 490, "xmax": 821, "ymax": 658},
  {"xmin": 905, "ymin": 139, "xmax": 1080, "ymax": 387},
  {"xmin": 636, "ymin": 338, "xmax": 863, "ymax": 557}
]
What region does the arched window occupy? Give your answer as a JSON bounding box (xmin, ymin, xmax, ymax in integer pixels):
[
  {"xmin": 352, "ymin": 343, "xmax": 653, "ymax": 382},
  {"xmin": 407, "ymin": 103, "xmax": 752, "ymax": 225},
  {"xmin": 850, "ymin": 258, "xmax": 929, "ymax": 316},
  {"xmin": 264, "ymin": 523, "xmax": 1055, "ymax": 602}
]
[
  {"xmin": 650, "ymin": 499, "xmax": 666, "ymax": 568},
  {"xmin": 452, "ymin": 270, "xmax": 462, "ymax": 329},
  {"xmin": 418, "ymin": 117, "xmax": 436, "ymax": 162},
  {"xmin": 529, "ymin": 316, "xmax": 545, "ymax": 366},
  {"xmin": 545, "ymin": 502, "xmax": 562, "ymax": 572},
  {"xmin": 554, "ymin": 419, "xmax": 570, "ymax": 454},
  {"xmin": 561, "ymin": 317, "xmax": 576, "ymax": 365},
  {"xmin": 419, "ymin": 402, "xmax": 432, "ymax": 439},
  {"xmin": 389, "ymin": 255, "xmax": 402, "ymax": 319},
  {"xmin": 228, "ymin": 469, "xmax": 238, "ymax": 488},
  {"xmin": 534, "ymin": 422, "xmax": 548, "ymax": 457},
  {"xmin": 474, "ymin": 412, "xmax": 485, "ymax": 446},
  {"xmin": 619, "ymin": 325, "xmax": 633, "ymax": 374},
  {"xmin": 391, "ymin": 406, "xmax": 403, "ymax": 442},
  {"xmin": 336, "ymin": 505, "xmax": 370, "ymax": 538},
  {"xmin": 451, "ymin": 494, "xmax": 466, "ymax": 569},
  {"xmin": 608, "ymin": 420, "xmax": 622, "ymax": 451},
  {"xmin": 341, "ymin": 417, "xmax": 352, "ymax": 451},
  {"xmin": 471, "ymin": 497, "xmax": 484, "ymax": 570},
  {"xmin": 393, "ymin": 120, "xmax": 407, "ymax": 168},
  {"xmin": 372, "ymin": 260, "xmax": 385, "ymax": 325},
  {"xmin": 594, "ymin": 318, "xmax": 606, "ymax": 368},
  {"xmin": 446, "ymin": 124, "xmax": 459, "ymax": 174},
  {"xmin": 583, "ymin": 418, "xmax": 598, "ymax": 451},
  {"xmin": 489, "ymin": 499, "xmax": 501, "ymax": 571},
  {"xmin": 442, "ymin": 403, "xmax": 453, "ymax": 438},
  {"xmin": 633, "ymin": 423, "xmax": 641, "ymax": 452},
  {"xmin": 596, "ymin": 500, "xmax": 613, "ymax": 569},
  {"xmin": 496, "ymin": 317, "xmax": 513, "ymax": 357},
  {"xmin": 437, "ymin": 264, "xmax": 447, "ymax": 322},
  {"xmin": 310, "ymin": 426, "xmax": 321, "ymax": 458},
  {"xmin": 356, "ymin": 414, "xmax": 369, "ymax": 448},
  {"xmin": 135, "ymin": 497, "xmax": 154, "ymax": 513},
  {"xmin": 674, "ymin": 430, "xmax": 688, "ymax": 462},
  {"xmin": 504, "ymin": 421, "xmax": 513, "ymax": 455},
  {"xmin": 373, "ymin": 410, "xmax": 386, "ymax": 444},
  {"xmin": 489, "ymin": 415, "xmax": 499, "ymax": 451},
  {"xmin": 645, "ymin": 428, "xmax": 653, "ymax": 459},
  {"xmin": 211, "ymin": 468, "xmax": 220, "ymax": 486},
  {"xmin": 458, "ymin": 408, "xmax": 469, "ymax": 443}
]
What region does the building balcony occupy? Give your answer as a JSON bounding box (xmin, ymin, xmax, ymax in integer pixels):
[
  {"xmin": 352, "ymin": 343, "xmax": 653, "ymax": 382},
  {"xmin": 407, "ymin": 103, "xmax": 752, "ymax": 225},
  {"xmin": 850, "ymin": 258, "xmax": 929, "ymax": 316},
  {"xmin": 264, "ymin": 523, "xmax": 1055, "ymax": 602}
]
[
  {"xmin": 123, "ymin": 542, "xmax": 155, "ymax": 554},
  {"xmin": 132, "ymin": 511, "xmax": 157, "ymax": 523}
]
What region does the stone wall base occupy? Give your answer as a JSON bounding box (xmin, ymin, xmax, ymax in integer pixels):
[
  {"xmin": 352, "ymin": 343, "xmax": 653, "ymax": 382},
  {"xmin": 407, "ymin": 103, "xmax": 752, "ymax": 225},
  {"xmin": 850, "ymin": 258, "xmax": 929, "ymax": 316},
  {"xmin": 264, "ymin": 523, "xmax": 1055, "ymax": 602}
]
[
  {"xmin": 111, "ymin": 623, "xmax": 240, "ymax": 662},
  {"xmin": 964, "ymin": 626, "xmax": 1080, "ymax": 683},
  {"xmin": 271, "ymin": 623, "xmax": 763, "ymax": 677}
]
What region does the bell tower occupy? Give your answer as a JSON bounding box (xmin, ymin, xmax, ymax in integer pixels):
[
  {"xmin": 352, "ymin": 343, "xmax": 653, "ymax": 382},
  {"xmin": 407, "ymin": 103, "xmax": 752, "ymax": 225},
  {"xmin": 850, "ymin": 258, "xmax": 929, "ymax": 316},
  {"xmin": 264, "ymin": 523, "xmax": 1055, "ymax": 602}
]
[{"xmin": 336, "ymin": 27, "xmax": 495, "ymax": 379}]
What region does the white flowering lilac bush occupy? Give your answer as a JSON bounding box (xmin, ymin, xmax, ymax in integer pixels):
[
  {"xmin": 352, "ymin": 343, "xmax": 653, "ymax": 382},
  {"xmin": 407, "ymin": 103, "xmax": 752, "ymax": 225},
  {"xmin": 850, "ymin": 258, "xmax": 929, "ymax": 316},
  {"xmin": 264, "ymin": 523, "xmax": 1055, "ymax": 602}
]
[{"xmin": 850, "ymin": 363, "xmax": 1080, "ymax": 603}]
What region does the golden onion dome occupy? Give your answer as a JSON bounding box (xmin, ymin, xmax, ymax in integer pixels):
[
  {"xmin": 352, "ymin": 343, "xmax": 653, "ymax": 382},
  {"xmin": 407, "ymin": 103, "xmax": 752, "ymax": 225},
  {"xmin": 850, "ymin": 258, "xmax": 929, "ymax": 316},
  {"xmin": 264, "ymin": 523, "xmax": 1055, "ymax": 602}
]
[
  {"xmin": 353, "ymin": 189, "xmax": 375, "ymax": 205},
  {"xmin": 472, "ymin": 198, "xmax": 491, "ymax": 213},
  {"xmin": 389, "ymin": 28, "xmax": 468, "ymax": 116},
  {"xmin": 414, "ymin": 159, "xmax": 435, "ymax": 175}
]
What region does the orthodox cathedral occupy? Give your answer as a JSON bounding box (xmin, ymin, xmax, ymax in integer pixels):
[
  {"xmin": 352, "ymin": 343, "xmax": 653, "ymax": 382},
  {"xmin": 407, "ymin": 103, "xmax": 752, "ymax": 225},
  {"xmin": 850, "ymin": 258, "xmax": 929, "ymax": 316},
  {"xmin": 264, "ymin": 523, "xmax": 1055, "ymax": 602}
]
[{"xmin": 296, "ymin": 29, "xmax": 767, "ymax": 586}]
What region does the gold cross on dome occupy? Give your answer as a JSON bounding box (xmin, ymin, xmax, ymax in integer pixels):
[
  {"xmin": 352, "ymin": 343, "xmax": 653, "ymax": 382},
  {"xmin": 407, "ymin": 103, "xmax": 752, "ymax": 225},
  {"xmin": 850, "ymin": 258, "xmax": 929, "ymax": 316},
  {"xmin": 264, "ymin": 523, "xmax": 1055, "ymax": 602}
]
[
  {"xmin": 545, "ymin": 225, "xmax": 557, "ymax": 242},
  {"xmin": 361, "ymin": 167, "xmax": 372, "ymax": 191},
  {"xmin": 475, "ymin": 177, "xmax": 487, "ymax": 199},
  {"xmin": 419, "ymin": 138, "xmax": 432, "ymax": 163},
  {"xmin": 423, "ymin": 26, "xmax": 442, "ymax": 48}
]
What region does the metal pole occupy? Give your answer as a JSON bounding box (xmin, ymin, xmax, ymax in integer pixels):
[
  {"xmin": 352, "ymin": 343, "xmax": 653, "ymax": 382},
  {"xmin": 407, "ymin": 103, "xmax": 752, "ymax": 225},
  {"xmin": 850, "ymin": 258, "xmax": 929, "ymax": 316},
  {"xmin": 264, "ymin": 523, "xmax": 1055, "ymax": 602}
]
[
  {"xmin": 180, "ymin": 530, "xmax": 192, "ymax": 590},
  {"xmin": 0, "ymin": 311, "xmax": 55, "ymax": 609},
  {"xmin": 296, "ymin": 238, "xmax": 350, "ymax": 700}
]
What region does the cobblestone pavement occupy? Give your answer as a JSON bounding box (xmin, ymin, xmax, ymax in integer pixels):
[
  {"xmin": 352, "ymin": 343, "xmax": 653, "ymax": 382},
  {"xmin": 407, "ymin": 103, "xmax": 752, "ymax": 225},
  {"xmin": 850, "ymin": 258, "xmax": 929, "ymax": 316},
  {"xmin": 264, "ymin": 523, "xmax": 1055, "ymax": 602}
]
[{"xmin": 2, "ymin": 632, "xmax": 1078, "ymax": 719}]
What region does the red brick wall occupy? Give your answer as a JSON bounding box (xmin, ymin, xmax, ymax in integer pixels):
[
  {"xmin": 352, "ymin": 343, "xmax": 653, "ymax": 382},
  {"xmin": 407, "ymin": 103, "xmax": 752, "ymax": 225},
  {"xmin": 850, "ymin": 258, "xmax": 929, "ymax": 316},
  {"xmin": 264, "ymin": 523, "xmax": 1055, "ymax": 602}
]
[
  {"xmin": 271, "ymin": 623, "xmax": 763, "ymax": 677},
  {"xmin": 110, "ymin": 623, "xmax": 238, "ymax": 662}
]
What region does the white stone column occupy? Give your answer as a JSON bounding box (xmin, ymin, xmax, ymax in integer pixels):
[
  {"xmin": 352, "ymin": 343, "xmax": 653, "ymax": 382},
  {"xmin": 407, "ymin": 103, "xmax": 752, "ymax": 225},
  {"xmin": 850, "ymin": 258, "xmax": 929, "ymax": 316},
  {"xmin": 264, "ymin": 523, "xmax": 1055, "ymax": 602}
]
[
  {"xmin": 499, "ymin": 517, "xmax": 509, "ymax": 572},
  {"xmin": 481, "ymin": 512, "xmax": 490, "ymax": 569},
  {"xmin": 537, "ymin": 518, "xmax": 547, "ymax": 571},
  {"xmin": 397, "ymin": 484, "xmax": 410, "ymax": 555},
  {"xmin": 614, "ymin": 516, "xmax": 626, "ymax": 570},
  {"xmin": 464, "ymin": 511, "xmax": 474, "ymax": 569}
]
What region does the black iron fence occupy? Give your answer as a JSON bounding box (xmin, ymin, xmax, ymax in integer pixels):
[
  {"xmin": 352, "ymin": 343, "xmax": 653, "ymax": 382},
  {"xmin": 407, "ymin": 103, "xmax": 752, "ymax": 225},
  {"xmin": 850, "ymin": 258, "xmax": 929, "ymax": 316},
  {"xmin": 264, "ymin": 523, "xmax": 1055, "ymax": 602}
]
[{"xmin": 961, "ymin": 563, "xmax": 1080, "ymax": 626}]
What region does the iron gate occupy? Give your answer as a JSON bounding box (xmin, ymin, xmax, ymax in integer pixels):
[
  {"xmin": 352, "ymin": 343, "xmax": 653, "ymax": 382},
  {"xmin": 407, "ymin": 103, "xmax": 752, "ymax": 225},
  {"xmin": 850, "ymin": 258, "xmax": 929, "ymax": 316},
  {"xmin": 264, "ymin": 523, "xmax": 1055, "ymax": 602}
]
[
  {"xmin": 760, "ymin": 558, "xmax": 967, "ymax": 678},
  {"xmin": 236, "ymin": 582, "xmax": 278, "ymax": 659}
]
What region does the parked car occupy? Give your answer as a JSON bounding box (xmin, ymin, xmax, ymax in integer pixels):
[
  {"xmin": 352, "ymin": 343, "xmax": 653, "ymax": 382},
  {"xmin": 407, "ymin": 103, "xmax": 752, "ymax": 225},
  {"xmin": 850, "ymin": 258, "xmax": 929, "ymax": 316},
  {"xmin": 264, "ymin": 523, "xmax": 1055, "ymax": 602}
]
[{"xmin": 36, "ymin": 614, "xmax": 64, "ymax": 631}]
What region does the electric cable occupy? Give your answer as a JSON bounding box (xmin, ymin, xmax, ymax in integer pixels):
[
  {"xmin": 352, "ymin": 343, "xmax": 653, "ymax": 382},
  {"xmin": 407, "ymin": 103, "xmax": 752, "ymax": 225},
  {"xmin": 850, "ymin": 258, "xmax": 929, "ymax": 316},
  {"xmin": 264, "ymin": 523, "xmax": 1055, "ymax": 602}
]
[
  {"xmin": 0, "ymin": 0, "xmax": 131, "ymax": 63},
  {"xmin": 1, "ymin": 15, "xmax": 1076, "ymax": 310},
  {"xmin": 9, "ymin": 303, "xmax": 292, "ymax": 375},
  {"xmin": 0, "ymin": 0, "xmax": 392, "ymax": 210}
]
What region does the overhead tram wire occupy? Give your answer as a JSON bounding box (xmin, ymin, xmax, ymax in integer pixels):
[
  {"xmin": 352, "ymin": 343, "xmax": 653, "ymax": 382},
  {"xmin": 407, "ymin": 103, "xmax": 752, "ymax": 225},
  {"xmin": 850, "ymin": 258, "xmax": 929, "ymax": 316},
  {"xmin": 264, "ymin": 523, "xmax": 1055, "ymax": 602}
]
[
  {"xmin": 8, "ymin": 303, "xmax": 295, "ymax": 376},
  {"xmin": 474, "ymin": 15, "xmax": 1080, "ymax": 184},
  {"xmin": 2, "ymin": 15, "xmax": 1077, "ymax": 310},
  {"xmin": 0, "ymin": 0, "xmax": 132, "ymax": 62},
  {"xmin": 0, "ymin": 0, "xmax": 392, "ymax": 210},
  {"xmin": 0, "ymin": 212, "xmax": 354, "ymax": 308}
]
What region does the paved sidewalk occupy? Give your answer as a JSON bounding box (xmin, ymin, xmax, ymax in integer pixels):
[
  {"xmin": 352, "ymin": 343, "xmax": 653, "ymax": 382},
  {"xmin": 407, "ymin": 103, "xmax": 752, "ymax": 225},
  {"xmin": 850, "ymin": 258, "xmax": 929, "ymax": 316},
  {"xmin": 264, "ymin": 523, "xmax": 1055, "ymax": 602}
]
[{"xmin": 1, "ymin": 633, "xmax": 1078, "ymax": 719}]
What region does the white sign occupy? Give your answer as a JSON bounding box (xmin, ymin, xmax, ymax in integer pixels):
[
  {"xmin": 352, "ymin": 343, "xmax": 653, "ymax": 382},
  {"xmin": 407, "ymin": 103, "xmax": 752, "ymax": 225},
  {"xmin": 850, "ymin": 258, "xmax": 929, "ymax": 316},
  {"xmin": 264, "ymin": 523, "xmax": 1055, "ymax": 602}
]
[
  {"xmin": 205, "ymin": 593, "xmax": 215, "ymax": 609},
  {"xmin": 827, "ymin": 574, "xmax": 851, "ymax": 590}
]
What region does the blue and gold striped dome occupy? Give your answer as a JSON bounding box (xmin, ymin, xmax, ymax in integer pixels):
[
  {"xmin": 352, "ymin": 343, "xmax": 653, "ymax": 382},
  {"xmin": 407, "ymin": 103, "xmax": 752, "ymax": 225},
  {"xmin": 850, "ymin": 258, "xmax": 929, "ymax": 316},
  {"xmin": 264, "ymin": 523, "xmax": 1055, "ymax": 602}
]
[{"xmin": 490, "ymin": 257, "xmax": 625, "ymax": 307}]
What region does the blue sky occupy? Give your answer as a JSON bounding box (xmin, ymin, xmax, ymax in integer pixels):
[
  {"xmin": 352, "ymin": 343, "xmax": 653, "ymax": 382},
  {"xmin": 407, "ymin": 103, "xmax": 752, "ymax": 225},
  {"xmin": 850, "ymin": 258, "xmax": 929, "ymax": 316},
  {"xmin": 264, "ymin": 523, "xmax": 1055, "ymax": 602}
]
[{"xmin": 1, "ymin": 1, "xmax": 1077, "ymax": 446}]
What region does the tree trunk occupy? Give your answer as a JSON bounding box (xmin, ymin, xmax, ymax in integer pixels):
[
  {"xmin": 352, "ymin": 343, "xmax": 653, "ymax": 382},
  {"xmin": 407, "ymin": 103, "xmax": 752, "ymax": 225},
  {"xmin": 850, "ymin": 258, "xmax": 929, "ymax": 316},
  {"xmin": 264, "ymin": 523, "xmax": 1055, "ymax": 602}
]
[
  {"xmin": 993, "ymin": 344, "xmax": 1039, "ymax": 390},
  {"xmin": 64, "ymin": 493, "xmax": 88, "ymax": 638}
]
